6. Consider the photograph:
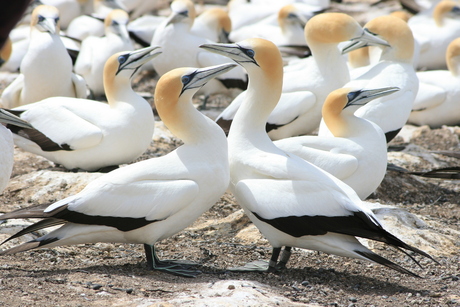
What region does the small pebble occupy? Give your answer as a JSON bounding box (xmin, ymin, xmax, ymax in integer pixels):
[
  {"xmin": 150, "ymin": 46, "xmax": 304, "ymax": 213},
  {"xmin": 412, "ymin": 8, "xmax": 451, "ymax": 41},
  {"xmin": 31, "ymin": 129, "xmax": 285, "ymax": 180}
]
[{"xmin": 228, "ymin": 285, "xmax": 235, "ymax": 290}]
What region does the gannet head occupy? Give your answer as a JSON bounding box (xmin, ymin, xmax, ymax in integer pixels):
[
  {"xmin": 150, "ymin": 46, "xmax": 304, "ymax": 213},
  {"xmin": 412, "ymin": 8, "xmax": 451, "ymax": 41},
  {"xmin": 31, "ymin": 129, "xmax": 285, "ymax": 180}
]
[
  {"xmin": 166, "ymin": 0, "xmax": 196, "ymax": 27},
  {"xmin": 446, "ymin": 37, "xmax": 460, "ymax": 76},
  {"xmin": 389, "ymin": 10, "xmax": 412, "ymax": 22},
  {"xmin": 434, "ymin": 0, "xmax": 460, "ymax": 27},
  {"xmin": 278, "ymin": 5, "xmax": 308, "ymax": 32},
  {"xmin": 200, "ymin": 8, "xmax": 232, "ymax": 43},
  {"xmin": 0, "ymin": 38, "xmax": 12, "ymax": 68},
  {"xmin": 200, "ymin": 38, "xmax": 283, "ymax": 81},
  {"xmin": 31, "ymin": 5, "xmax": 60, "ymax": 34},
  {"xmin": 103, "ymin": 46, "xmax": 162, "ymax": 93},
  {"xmin": 323, "ymin": 87, "xmax": 399, "ymax": 136},
  {"xmin": 154, "ymin": 63, "xmax": 236, "ymax": 126},
  {"xmin": 105, "ymin": 9, "xmax": 130, "ymax": 40}
]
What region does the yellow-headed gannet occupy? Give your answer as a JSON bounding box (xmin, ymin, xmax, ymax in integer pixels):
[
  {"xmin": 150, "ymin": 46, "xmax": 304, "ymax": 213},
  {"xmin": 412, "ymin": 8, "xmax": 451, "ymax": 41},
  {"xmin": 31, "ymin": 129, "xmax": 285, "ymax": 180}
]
[
  {"xmin": 409, "ymin": 0, "xmax": 460, "ymax": 70},
  {"xmin": 3, "ymin": 46, "xmax": 160, "ymax": 172},
  {"xmin": 275, "ymin": 86, "xmax": 398, "ymax": 200},
  {"xmin": 200, "ymin": 38, "xmax": 434, "ymax": 276},
  {"xmin": 408, "ymin": 37, "xmax": 460, "ymax": 127},
  {"xmin": 0, "ymin": 63, "xmax": 234, "ymax": 278},
  {"xmin": 151, "ymin": 0, "xmax": 248, "ymax": 100},
  {"xmin": 1, "ymin": 5, "xmax": 87, "ymax": 109},
  {"xmin": 75, "ymin": 9, "xmax": 134, "ymax": 97},
  {"xmin": 330, "ymin": 15, "xmax": 418, "ymax": 143},
  {"xmin": 216, "ymin": 13, "xmax": 390, "ymax": 140}
]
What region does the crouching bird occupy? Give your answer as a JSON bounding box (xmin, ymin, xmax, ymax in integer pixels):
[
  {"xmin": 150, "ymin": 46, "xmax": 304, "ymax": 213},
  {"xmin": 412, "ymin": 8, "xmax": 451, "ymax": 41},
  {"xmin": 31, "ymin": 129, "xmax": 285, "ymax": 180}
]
[{"xmin": 0, "ymin": 63, "xmax": 235, "ymax": 278}]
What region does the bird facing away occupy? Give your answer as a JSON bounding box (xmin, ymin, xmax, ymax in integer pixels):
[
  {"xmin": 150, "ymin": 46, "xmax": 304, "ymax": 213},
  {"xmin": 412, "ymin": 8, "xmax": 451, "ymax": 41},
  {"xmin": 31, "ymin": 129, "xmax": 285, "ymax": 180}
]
[
  {"xmin": 0, "ymin": 5, "xmax": 87, "ymax": 109},
  {"xmin": 0, "ymin": 109, "xmax": 34, "ymax": 194},
  {"xmin": 200, "ymin": 38, "xmax": 434, "ymax": 277},
  {"xmin": 275, "ymin": 86, "xmax": 398, "ymax": 200},
  {"xmin": 191, "ymin": 7, "xmax": 232, "ymax": 43},
  {"xmin": 408, "ymin": 37, "xmax": 460, "ymax": 127},
  {"xmin": 215, "ymin": 13, "xmax": 390, "ymax": 140},
  {"xmin": 3, "ymin": 46, "xmax": 161, "ymax": 172},
  {"xmin": 0, "ymin": 63, "xmax": 235, "ymax": 278},
  {"xmin": 150, "ymin": 0, "xmax": 248, "ymax": 99},
  {"xmin": 328, "ymin": 15, "xmax": 418, "ymax": 143},
  {"xmin": 74, "ymin": 9, "xmax": 134, "ymax": 98}
]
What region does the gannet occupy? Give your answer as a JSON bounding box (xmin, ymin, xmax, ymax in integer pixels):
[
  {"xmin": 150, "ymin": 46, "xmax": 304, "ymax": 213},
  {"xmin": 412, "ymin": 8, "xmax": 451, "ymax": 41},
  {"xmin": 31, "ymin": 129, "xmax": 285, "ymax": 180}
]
[
  {"xmin": 0, "ymin": 38, "xmax": 12, "ymax": 68},
  {"xmin": 74, "ymin": 9, "xmax": 134, "ymax": 97},
  {"xmin": 191, "ymin": 8, "xmax": 232, "ymax": 43},
  {"xmin": 275, "ymin": 86, "xmax": 398, "ymax": 200},
  {"xmin": 66, "ymin": 0, "xmax": 125, "ymax": 41},
  {"xmin": 0, "ymin": 109, "xmax": 33, "ymax": 194},
  {"xmin": 409, "ymin": 0, "xmax": 460, "ymax": 70},
  {"xmin": 0, "ymin": 63, "xmax": 234, "ymax": 278},
  {"xmin": 3, "ymin": 46, "xmax": 161, "ymax": 172},
  {"xmin": 151, "ymin": 0, "xmax": 248, "ymax": 99},
  {"xmin": 200, "ymin": 38, "xmax": 434, "ymax": 276},
  {"xmin": 229, "ymin": 4, "xmax": 308, "ymax": 47},
  {"xmin": 41, "ymin": 0, "xmax": 82, "ymax": 30},
  {"xmin": 328, "ymin": 15, "xmax": 418, "ymax": 143},
  {"xmin": 0, "ymin": 5, "xmax": 87, "ymax": 109},
  {"xmin": 215, "ymin": 13, "xmax": 389, "ymax": 140},
  {"xmin": 408, "ymin": 37, "xmax": 460, "ymax": 127}
]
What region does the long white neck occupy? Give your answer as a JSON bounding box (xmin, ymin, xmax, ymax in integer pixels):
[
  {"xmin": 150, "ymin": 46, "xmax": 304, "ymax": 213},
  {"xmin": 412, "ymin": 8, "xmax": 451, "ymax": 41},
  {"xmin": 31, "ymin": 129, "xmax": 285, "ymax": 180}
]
[{"xmin": 310, "ymin": 42, "xmax": 350, "ymax": 85}]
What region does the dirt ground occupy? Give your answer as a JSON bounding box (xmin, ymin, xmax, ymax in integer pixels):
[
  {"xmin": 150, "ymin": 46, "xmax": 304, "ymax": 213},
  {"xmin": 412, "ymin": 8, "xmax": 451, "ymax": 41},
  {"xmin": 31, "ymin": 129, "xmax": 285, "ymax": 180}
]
[{"xmin": 0, "ymin": 1, "xmax": 460, "ymax": 306}]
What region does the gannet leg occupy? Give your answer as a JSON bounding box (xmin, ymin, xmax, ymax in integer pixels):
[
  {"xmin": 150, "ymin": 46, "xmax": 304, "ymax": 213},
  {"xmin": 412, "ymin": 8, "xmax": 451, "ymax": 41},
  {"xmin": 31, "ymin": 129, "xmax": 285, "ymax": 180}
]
[
  {"xmin": 276, "ymin": 246, "xmax": 292, "ymax": 269},
  {"xmin": 143, "ymin": 244, "xmax": 201, "ymax": 278},
  {"xmin": 228, "ymin": 247, "xmax": 285, "ymax": 272}
]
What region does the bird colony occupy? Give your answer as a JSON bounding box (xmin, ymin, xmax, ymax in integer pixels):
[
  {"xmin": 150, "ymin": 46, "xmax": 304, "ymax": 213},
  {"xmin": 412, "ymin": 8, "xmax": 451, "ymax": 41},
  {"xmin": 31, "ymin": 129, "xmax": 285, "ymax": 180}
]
[{"xmin": 0, "ymin": 0, "xmax": 459, "ymax": 297}]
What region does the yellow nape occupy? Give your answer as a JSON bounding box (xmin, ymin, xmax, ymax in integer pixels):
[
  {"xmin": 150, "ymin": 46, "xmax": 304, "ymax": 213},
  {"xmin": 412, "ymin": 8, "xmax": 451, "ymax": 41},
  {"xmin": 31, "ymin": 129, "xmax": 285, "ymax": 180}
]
[
  {"xmin": 434, "ymin": 0, "xmax": 458, "ymax": 26},
  {"xmin": 305, "ymin": 13, "xmax": 360, "ymax": 44},
  {"xmin": 154, "ymin": 68, "xmax": 186, "ymax": 123},
  {"xmin": 105, "ymin": 9, "xmax": 129, "ymax": 28},
  {"xmin": 245, "ymin": 38, "xmax": 283, "ymax": 82},
  {"xmin": 446, "ymin": 37, "xmax": 460, "ymax": 75},
  {"xmin": 0, "ymin": 37, "xmax": 12, "ymax": 63},
  {"xmin": 390, "ymin": 10, "xmax": 412, "ymax": 22},
  {"xmin": 203, "ymin": 8, "xmax": 232, "ymax": 32}
]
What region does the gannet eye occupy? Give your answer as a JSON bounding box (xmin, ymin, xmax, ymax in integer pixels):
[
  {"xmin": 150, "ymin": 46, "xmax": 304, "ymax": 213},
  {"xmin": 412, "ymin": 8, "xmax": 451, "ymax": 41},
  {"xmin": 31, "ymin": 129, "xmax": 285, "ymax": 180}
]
[
  {"xmin": 112, "ymin": 20, "xmax": 119, "ymax": 26},
  {"xmin": 245, "ymin": 49, "xmax": 255, "ymax": 58},
  {"xmin": 38, "ymin": 15, "xmax": 45, "ymax": 22},
  {"xmin": 347, "ymin": 91, "xmax": 360, "ymax": 102},
  {"xmin": 55, "ymin": 17, "xmax": 60, "ymax": 23},
  {"xmin": 118, "ymin": 54, "xmax": 129, "ymax": 65},
  {"xmin": 181, "ymin": 75, "xmax": 191, "ymax": 85}
]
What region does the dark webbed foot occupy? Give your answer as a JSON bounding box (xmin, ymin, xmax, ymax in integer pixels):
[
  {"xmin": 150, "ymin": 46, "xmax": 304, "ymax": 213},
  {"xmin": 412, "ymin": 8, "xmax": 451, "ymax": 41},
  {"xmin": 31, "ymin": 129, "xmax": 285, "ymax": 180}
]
[{"xmin": 144, "ymin": 244, "xmax": 201, "ymax": 278}]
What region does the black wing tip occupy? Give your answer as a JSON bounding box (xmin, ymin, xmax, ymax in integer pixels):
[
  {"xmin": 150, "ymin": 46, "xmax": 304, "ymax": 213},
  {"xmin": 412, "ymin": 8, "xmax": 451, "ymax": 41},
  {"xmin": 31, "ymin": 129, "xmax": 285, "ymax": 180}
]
[
  {"xmin": 0, "ymin": 237, "xmax": 59, "ymax": 256},
  {"xmin": 354, "ymin": 250, "xmax": 422, "ymax": 278}
]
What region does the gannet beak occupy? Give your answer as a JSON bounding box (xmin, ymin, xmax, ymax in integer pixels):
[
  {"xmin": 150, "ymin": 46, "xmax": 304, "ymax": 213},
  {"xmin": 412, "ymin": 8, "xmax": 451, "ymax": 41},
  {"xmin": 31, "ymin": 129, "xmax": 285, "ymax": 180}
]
[
  {"xmin": 341, "ymin": 29, "xmax": 390, "ymax": 54},
  {"xmin": 116, "ymin": 46, "xmax": 162, "ymax": 76},
  {"xmin": 166, "ymin": 10, "xmax": 189, "ymax": 26},
  {"xmin": 200, "ymin": 43, "xmax": 258, "ymax": 66},
  {"xmin": 344, "ymin": 87, "xmax": 400, "ymax": 109},
  {"xmin": 38, "ymin": 16, "xmax": 58, "ymax": 34},
  {"xmin": 0, "ymin": 109, "xmax": 33, "ymax": 129},
  {"xmin": 181, "ymin": 63, "xmax": 237, "ymax": 95}
]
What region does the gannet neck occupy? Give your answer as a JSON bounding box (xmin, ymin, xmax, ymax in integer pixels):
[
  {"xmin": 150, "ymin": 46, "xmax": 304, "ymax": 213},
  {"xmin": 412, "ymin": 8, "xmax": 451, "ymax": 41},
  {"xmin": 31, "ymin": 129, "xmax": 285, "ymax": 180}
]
[
  {"xmin": 322, "ymin": 88, "xmax": 353, "ymax": 137},
  {"xmin": 103, "ymin": 55, "xmax": 137, "ymax": 107},
  {"xmin": 348, "ymin": 47, "xmax": 370, "ymax": 69},
  {"xmin": 434, "ymin": 0, "xmax": 458, "ymax": 26},
  {"xmin": 365, "ymin": 16, "xmax": 414, "ymax": 63},
  {"xmin": 446, "ymin": 37, "xmax": 460, "ymax": 76}
]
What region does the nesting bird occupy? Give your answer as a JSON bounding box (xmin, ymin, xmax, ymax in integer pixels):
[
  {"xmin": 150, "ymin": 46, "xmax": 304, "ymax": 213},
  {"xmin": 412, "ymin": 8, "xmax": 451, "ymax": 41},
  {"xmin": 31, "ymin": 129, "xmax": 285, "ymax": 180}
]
[
  {"xmin": 323, "ymin": 15, "xmax": 419, "ymax": 143},
  {"xmin": 1, "ymin": 5, "xmax": 87, "ymax": 108},
  {"xmin": 275, "ymin": 86, "xmax": 398, "ymax": 200},
  {"xmin": 74, "ymin": 9, "xmax": 134, "ymax": 97},
  {"xmin": 201, "ymin": 38, "xmax": 434, "ymax": 276},
  {"xmin": 216, "ymin": 13, "xmax": 389, "ymax": 140},
  {"xmin": 0, "ymin": 63, "xmax": 234, "ymax": 278},
  {"xmin": 408, "ymin": 37, "xmax": 460, "ymax": 127},
  {"xmin": 3, "ymin": 46, "xmax": 160, "ymax": 172}
]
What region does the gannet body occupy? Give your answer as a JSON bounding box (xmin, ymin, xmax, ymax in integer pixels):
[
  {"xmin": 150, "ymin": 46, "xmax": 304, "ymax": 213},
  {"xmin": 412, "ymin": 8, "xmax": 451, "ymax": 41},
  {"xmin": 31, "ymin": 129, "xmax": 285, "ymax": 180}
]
[
  {"xmin": 4, "ymin": 46, "xmax": 160, "ymax": 171},
  {"xmin": 200, "ymin": 38, "xmax": 433, "ymax": 276},
  {"xmin": 408, "ymin": 37, "xmax": 460, "ymax": 127},
  {"xmin": 409, "ymin": 0, "xmax": 460, "ymax": 70},
  {"xmin": 0, "ymin": 63, "xmax": 233, "ymax": 278},
  {"xmin": 75, "ymin": 9, "xmax": 134, "ymax": 97},
  {"xmin": 275, "ymin": 87, "xmax": 397, "ymax": 200},
  {"xmin": 1, "ymin": 5, "xmax": 87, "ymax": 109},
  {"xmin": 216, "ymin": 13, "xmax": 389, "ymax": 140},
  {"xmin": 327, "ymin": 15, "xmax": 418, "ymax": 143},
  {"xmin": 151, "ymin": 0, "xmax": 247, "ymax": 97}
]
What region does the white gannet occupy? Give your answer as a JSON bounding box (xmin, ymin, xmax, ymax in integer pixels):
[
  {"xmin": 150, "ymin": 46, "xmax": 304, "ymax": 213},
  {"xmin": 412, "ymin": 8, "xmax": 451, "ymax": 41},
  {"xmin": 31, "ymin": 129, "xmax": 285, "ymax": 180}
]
[
  {"xmin": 0, "ymin": 5, "xmax": 87, "ymax": 109},
  {"xmin": 200, "ymin": 38, "xmax": 434, "ymax": 276},
  {"xmin": 229, "ymin": 4, "xmax": 308, "ymax": 47},
  {"xmin": 409, "ymin": 0, "xmax": 460, "ymax": 70},
  {"xmin": 74, "ymin": 9, "xmax": 134, "ymax": 97},
  {"xmin": 328, "ymin": 15, "xmax": 418, "ymax": 143},
  {"xmin": 0, "ymin": 109, "xmax": 34, "ymax": 193},
  {"xmin": 66, "ymin": 0, "xmax": 125, "ymax": 41},
  {"xmin": 0, "ymin": 63, "xmax": 234, "ymax": 278},
  {"xmin": 41, "ymin": 0, "xmax": 82, "ymax": 30},
  {"xmin": 275, "ymin": 86, "xmax": 398, "ymax": 200},
  {"xmin": 151, "ymin": 0, "xmax": 248, "ymax": 99},
  {"xmin": 191, "ymin": 7, "xmax": 232, "ymax": 43},
  {"xmin": 216, "ymin": 13, "xmax": 389, "ymax": 140},
  {"xmin": 3, "ymin": 46, "xmax": 160, "ymax": 172},
  {"xmin": 408, "ymin": 37, "xmax": 460, "ymax": 127}
]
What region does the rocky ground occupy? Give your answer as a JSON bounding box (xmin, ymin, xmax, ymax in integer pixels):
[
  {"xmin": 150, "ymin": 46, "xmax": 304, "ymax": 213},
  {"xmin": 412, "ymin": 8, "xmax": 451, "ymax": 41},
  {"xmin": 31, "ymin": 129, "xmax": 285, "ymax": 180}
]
[{"xmin": 0, "ymin": 0, "xmax": 459, "ymax": 306}]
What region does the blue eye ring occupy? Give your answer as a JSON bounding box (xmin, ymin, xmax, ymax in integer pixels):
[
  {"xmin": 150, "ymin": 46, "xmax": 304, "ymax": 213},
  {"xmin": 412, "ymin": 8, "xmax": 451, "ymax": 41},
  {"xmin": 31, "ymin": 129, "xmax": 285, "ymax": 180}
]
[
  {"xmin": 118, "ymin": 54, "xmax": 129, "ymax": 65},
  {"xmin": 181, "ymin": 75, "xmax": 191, "ymax": 84},
  {"xmin": 55, "ymin": 17, "xmax": 60, "ymax": 22},
  {"xmin": 38, "ymin": 15, "xmax": 45, "ymax": 22},
  {"xmin": 246, "ymin": 49, "xmax": 255, "ymax": 58},
  {"xmin": 347, "ymin": 91, "xmax": 360, "ymax": 103}
]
